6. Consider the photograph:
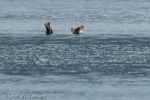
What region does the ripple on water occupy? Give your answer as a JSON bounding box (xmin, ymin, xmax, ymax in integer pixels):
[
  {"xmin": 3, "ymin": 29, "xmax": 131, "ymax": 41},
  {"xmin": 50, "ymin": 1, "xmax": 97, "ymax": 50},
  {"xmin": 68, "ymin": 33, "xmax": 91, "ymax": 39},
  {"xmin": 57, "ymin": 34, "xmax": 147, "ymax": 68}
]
[{"xmin": 0, "ymin": 34, "xmax": 150, "ymax": 77}]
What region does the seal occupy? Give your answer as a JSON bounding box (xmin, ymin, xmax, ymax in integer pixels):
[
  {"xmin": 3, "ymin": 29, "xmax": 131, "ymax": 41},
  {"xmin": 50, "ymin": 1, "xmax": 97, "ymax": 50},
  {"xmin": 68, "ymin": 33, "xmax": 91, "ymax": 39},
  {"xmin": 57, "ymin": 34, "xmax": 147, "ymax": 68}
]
[
  {"xmin": 71, "ymin": 25, "xmax": 84, "ymax": 34},
  {"xmin": 44, "ymin": 22, "xmax": 53, "ymax": 35}
]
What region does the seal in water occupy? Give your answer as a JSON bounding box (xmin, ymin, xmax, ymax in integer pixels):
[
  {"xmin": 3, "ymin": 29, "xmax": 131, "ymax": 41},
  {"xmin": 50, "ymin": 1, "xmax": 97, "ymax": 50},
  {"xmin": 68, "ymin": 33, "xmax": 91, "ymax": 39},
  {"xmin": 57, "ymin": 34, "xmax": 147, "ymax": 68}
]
[
  {"xmin": 44, "ymin": 22, "xmax": 53, "ymax": 35},
  {"xmin": 71, "ymin": 25, "xmax": 84, "ymax": 34}
]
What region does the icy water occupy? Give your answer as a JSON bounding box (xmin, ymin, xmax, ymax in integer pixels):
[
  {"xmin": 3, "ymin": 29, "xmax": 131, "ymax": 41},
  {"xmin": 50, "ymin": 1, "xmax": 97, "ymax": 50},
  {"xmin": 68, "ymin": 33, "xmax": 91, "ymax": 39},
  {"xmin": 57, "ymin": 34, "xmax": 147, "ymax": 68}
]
[{"xmin": 0, "ymin": 0, "xmax": 150, "ymax": 100}]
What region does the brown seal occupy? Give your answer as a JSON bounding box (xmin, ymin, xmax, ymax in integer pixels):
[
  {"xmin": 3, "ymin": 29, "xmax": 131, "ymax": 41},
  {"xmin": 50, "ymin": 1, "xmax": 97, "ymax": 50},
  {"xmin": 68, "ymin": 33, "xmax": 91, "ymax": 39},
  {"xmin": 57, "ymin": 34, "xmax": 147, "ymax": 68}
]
[
  {"xmin": 44, "ymin": 22, "xmax": 53, "ymax": 35},
  {"xmin": 71, "ymin": 25, "xmax": 84, "ymax": 34}
]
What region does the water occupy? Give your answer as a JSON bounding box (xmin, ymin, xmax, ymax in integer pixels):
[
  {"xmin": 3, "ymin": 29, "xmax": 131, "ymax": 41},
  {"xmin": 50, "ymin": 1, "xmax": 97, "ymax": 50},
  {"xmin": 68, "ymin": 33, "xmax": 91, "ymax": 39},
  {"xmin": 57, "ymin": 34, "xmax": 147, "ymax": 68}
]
[{"xmin": 0, "ymin": 0, "xmax": 150, "ymax": 100}]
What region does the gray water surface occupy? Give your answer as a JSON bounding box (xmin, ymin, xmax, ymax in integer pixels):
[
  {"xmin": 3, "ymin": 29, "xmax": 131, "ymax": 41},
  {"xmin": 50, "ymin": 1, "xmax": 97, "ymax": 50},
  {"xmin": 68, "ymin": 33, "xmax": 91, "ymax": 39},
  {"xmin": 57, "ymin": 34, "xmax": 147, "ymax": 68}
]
[{"xmin": 0, "ymin": 0, "xmax": 150, "ymax": 100}]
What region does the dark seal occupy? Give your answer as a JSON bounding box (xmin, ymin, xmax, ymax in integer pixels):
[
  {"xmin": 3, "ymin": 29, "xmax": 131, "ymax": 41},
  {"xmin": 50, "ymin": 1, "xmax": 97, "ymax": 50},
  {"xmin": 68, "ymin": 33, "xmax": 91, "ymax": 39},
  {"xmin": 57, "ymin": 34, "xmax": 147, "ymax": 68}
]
[
  {"xmin": 71, "ymin": 25, "xmax": 84, "ymax": 34},
  {"xmin": 44, "ymin": 22, "xmax": 53, "ymax": 35}
]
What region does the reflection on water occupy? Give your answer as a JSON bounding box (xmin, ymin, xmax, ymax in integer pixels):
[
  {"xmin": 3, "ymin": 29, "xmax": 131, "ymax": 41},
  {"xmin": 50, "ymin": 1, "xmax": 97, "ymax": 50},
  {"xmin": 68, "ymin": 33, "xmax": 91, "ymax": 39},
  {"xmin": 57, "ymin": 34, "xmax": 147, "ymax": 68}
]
[
  {"xmin": 1, "ymin": 0, "xmax": 150, "ymax": 99},
  {"xmin": 0, "ymin": 34, "xmax": 150, "ymax": 76}
]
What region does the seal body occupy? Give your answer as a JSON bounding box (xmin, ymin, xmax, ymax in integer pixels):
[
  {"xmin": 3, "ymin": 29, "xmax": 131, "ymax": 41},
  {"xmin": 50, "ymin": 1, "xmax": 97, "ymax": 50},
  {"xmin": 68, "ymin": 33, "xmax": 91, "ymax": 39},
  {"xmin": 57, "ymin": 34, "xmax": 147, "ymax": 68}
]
[
  {"xmin": 44, "ymin": 22, "xmax": 53, "ymax": 35},
  {"xmin": 71, "ymin": 25, "xmax": 84, "ymax": 34}
]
